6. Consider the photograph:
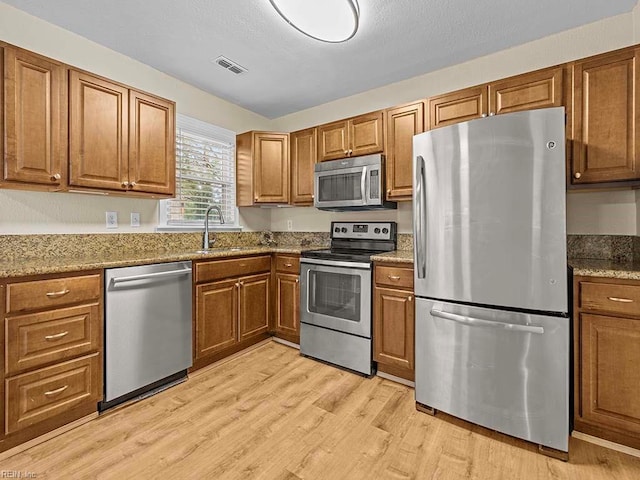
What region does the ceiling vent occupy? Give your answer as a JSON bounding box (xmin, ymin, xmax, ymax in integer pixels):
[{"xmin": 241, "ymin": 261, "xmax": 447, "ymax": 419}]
[{"xmin": 214, "ymin": 56, "xmax": 247, "ymax": 75}]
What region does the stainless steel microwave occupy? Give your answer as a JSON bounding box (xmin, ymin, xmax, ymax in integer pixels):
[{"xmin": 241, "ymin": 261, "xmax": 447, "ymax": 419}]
[{"xmin": 313, "ymin": 154, "xmax": 397, "ymax": 211}]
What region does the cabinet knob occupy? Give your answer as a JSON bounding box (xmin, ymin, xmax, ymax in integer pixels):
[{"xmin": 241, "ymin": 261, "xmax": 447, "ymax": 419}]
[
  {"xmin": 129, "ymin": 181, "xmax": 137, "ymax": 188},
  {"xmin": 489, "ymin": 112, "xmax": 495, "ymax": 116},
  {"xmin": 235, "ymin": 282, "xmax": 240, "ymax": 287},
  {"xmin": 408, "ymin": 295, "xmax": 413, "ymax": 302},
  {"xmin": 296, "ymin": 278, "xmax": 299, "ymax": 283},
  {"xmin": 51, "ymin": 173, "xmax": 61, "ymax": 181},
  {"xmin": 239, "ymin": 281, "xmax": 244, "ymax": 286},
  {"xmin": 481, "ymin": 113, "xmax": 487, "ymax": 118},
  {"xmin": 574, "ymin": 172, "xmax": 582, "ymax": 179},
  {"xmin": 255, "ymin": 197, "xmax": 258, "ymax": 202},
  {"xmin": 386, "ymin": 189, "xmax": 391, "ymax": 195},
  {"xmin": 344, "ymin": 150, "xmax": 349, "ymax": 155},
  {"xmin": 122, "ymin": 182, "xmax": 129, "ymax": 189},
  {"xmin": 349, "ymin": 149, "xmax": 353, "ymax": 155}
]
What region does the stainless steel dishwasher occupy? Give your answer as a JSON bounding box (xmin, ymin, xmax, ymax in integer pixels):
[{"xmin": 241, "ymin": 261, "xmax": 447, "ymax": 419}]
[{"xmin": 102, "ymin": 261, "xmax": 193, "ymax": 410}]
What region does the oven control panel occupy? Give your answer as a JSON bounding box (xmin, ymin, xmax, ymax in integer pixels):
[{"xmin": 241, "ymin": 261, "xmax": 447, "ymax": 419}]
[{"xmin": 330, "ymin": 222, "xmax": 396, "ymax": 240}]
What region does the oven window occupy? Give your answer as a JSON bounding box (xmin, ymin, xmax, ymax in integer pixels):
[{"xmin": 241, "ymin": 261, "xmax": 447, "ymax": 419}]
[
  {"xmin": 309, "ymin": 270, "xmax": 361, "ymax": 322},
  {"xmin": 318, "ymin": 172, "xmax": 363, "ymax": 202}
]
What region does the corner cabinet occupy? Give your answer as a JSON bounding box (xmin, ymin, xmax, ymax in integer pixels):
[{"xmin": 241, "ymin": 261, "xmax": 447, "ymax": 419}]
[
  {"xmin": 193, "ymin": 255, "xmax": 271, "ymax": 370},
  {"xmin": 373, "ymin": 262, "xmax": 415, "ymax": 381},
  {"xmin": 428, "ymin": 66, "xmax": 563, "ymax": 129},
  {"xmin": 1, "ymin": 45, "xmax": 67, "ymax": 191},
  {"xmin": 0, "ymin": 271, "xmax": 103, "ymax": 453},
  {"xmin": 384, "ymin": 101, "xmax": 425, "ymax": 201},
  {"xmin": 236, "ymin": 131, "xmax": 289, "ymax": 205},
  {"xmin": 569, "ymin": 47, "xmax": 640, "ymax": 186},
  {"xmin": 69, "ymin": 70, "xmax": 175, "ymax": 196},
  {"xmin": 273, "ymin": 254, "xmax": 301, "ymax": 344},
  {"xmin": 290, "ymin": 128, "xmax": 317, "ymax": 205},
  {"xmin": 317, "ymin": 111, "xmax": 384, "ymax": 161},
  {"xmin": 574, "ymin": 276, "xmax": 640, "ymax": 449}
]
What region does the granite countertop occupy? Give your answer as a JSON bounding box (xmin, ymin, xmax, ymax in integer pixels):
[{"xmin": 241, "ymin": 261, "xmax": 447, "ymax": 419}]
[
  {"xmin": 569, "ymin": 258, "xmax": 640, "ymax": 281},
  {"xmin": 0, "ymin": 245, "xmax": 323, "ymax": 279},
  {"xmin": 371, "ymin": 250, "xmax": 414, "ymax": 264}
]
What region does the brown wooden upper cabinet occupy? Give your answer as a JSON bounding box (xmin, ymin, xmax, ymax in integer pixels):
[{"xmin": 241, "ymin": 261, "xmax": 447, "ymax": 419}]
[
  {"xmin": 236, "ymin": 131, "xmax": 289, "ymax": 205},
  {"xmin": 384, "ymin": 101, "xmax": 425, "ymax": 201},
  {"xmin": 69, "ymin": 70, "xmax": 175, "ymax": 196},
  {"xmin": 569, "ymin": 47, "xmax": 640, "ymax": 185},
  {"xmin": 290, "ymin": 127, "xmax": 316, "ymax": 205},
  {"xmin": 1, "ymin": 45, "xmax": 67, "ymax": 190},
  {"xmin": 428, "ymin": 66, "xmax": 563, "ymax": 130},
  {"xmin": 317, "ymin": 111, "xmax": 384, "ymax": 161}
]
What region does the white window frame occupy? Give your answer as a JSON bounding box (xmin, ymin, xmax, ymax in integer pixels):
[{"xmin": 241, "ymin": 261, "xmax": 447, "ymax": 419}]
[{"xmin": 157, "ymin": 114, "xmax": 241, "ymax": 232}]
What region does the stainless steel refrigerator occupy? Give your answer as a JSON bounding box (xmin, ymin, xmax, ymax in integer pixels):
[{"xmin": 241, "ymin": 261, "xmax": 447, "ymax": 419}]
[{"xmin": 412, "ymin": 107, "xmax": 570, "ymax": 454}]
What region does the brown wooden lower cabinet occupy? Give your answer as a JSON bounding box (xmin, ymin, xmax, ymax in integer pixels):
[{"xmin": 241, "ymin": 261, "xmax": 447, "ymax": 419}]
[
  {"xmin": 272, "ymin": 254, "xmax": 301, "ymax": 344},
  {"xmin": 193, "ymin": 256, "xmax": 271, "ymax": 370},
  {"xmin": 373, "ymin": 262, "xmax": 415, "ymax": 381},
  {"xmin": 574, "ymin": 276, "xmax": 640, "ymax": 449},
  {"xmin": 1, "ymin": 271, "xmax": 103, "ymax": 453}
]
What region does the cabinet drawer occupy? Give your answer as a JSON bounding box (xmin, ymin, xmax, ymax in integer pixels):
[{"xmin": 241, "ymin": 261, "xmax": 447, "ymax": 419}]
[
  {"xmin": 375, "ymin": 265, "xmax": 414, "ymax": 289},
  {"xmin": 5, "ymin": 304, "xmax": 101, "ymax": 375},
  {"xmin": 5, "ymin": 353, "xmax": 101, "ymax": 434},
  {"xmin": 6, "ymin": 274, "xmax": 101, "ymax": 314},
  {"xmin": 195, "ymin": 255, "xmax": 271, "ymax": 283},
  {"xmin": 275, "ymin": 255, "xmax": 300, "ymax": 273},
  {"xmin": 580, "ymin": 281, "xmax": 640, "ymax": 317}
]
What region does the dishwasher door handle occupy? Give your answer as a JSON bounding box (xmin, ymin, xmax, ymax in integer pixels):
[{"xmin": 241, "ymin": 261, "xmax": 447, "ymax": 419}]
[
  {"xmin": 110, "ymin": 267, "xmax": 192, "ymax": 285},
  {"xmin": 430, "ymin": 309, "xmax": 545, "ymax": 334}
]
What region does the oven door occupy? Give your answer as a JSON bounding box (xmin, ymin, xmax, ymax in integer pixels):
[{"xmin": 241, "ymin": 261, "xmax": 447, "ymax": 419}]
[
  {"xmin": 300, "ymin": 259, "xmax": 372, "ymax": 338},
  {"xmin": 314, "ymin": 165, "xmax": 368, "ymax": 209}
]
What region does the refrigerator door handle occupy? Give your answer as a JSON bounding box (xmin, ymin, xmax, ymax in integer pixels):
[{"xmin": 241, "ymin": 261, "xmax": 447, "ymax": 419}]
[
  {"xmin": 415, "ymin": 155, "xmax": 427, "ymax": 278},
  {"xmin": 430, "ymin": 309, "xmax": 545, "ymax": 335}
]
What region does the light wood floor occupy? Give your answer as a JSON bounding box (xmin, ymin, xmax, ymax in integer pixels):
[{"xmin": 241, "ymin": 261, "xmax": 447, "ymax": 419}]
[{"xmin": 2, "ymin": 341, "xmax": 640, "ymax": 479}]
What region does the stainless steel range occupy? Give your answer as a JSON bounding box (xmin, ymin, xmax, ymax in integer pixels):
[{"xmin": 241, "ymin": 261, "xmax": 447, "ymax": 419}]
[{"xmin": 300, "ymin": 221, "xmax": 397, "ymax": 375}]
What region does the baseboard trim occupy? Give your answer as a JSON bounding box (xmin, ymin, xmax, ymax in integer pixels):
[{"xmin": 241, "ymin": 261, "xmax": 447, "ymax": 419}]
[
  {"xmin": 272, "ymin": 337, "xmax": 300, "ymax": 349},
  {"xmin": 0, "ymin": 412, "xmax": 98, "ymax": 462},
  {"xmin": 377, "ymin": 370, "xmax": 415, "ymax": 388},
  {"xmin": 572, "ymin": 431, "xmax": 640, "ymax": 458}
]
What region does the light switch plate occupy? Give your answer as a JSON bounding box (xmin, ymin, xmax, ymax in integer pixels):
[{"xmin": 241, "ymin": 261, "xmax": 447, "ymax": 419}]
[
  {"xmin": 106, "ymin": 211, "xmax": 118, "ymax": 229},
  {"xmin": 130, "ymin": 212, "xmax": 140, "ymax": 227}
]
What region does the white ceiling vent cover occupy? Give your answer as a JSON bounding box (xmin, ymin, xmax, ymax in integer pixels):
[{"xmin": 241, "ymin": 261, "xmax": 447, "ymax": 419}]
[{"xmin": 214, "ymin": 56, "xmax": 247, "ymax": 75}]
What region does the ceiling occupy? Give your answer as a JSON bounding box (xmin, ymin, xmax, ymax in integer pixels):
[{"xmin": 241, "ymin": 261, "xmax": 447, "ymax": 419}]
[{"xmin": 4, "ymin": 0, "xmax": 637, "ymax": 119}]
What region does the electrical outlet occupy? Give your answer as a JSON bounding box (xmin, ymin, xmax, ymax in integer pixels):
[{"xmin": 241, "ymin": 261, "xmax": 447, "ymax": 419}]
[
  {"xmin": 287, "ymin": 220, "xmax": 293, "ymax": 231},
  {"xmin": 106, "ymin": 211, "xmax": 118, "ymax": 229},
  {"xmin": 130, "ymin": 212, "xmax": 141, "ymax": 227}
]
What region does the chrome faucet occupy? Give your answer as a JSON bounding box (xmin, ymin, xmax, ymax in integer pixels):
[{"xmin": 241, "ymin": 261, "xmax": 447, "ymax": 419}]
[{"xmin": 202, "ymin": 205, "xmax": 225, "ymax": 250}]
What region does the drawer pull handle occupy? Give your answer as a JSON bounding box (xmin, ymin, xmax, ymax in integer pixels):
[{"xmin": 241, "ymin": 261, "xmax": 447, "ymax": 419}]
[
  {"xmin": 45, "ymin": 289, "xmax": 70, "ymax": 298},
  {"xmin": 45, "ymin": 331, "xmax": 69, "ymax": 341},
  {"xmin": 284, "ymin": 263, "xmax": 293, "ymax": 267},
  {"xmin": 388, "ymin": 275, "xmax": 401, "ymax": 280},
  {"xmin": 608, "ymin": 296, "xmax": 634, "ymax": 303},
  {"xmin": 44, "ymin": 385, "xmax": 69, "ymax": 397},
  {"xmin": 239, "ymin": 263, "xmax": 247, "ymax": 267}
]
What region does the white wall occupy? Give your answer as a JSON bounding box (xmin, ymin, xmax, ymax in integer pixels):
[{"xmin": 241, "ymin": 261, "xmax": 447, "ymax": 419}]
[
  {"xmin": 0, "ymin": 2, "xmax": 271, "ymax": 234},
  {"xmin": 270, "ymin": 7, "xmax": 640, "ymax": 235}
]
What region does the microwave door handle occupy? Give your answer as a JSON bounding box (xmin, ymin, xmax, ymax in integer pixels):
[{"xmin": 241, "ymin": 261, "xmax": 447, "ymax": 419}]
[
  {"xmin": 361, "ymin": 167, "xmax": 367, "ymax": 204},
  {"xmin": 415, "ymin": 155, "xmax": 427, "ymax": 278}
]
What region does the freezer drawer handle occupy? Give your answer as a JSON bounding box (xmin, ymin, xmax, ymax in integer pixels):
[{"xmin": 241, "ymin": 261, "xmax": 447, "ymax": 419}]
[
  {"xmin": 111, "ymin": 268, "xmax": 192, "ymax": 285},
  {"xmin": 608, "ymin": 296, "xmax": 633, "ymax": 303},
  {"xmin": 430, "ymin": 309, "xmax": 545, "ymax": 334}
]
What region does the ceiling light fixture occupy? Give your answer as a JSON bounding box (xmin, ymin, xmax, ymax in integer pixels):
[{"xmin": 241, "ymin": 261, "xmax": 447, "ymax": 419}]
[{"xmin": 269, "ymin": 0, "xmax": 360, "ymax": 43}]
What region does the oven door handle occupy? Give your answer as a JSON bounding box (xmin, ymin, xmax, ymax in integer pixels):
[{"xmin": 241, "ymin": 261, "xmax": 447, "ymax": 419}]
[{"xmin": 301, "ymin": 258, "xmax": 371, "ymax": 270}]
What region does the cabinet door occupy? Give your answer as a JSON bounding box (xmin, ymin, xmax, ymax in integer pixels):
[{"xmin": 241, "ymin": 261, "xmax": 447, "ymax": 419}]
[
  {"xmin": 69, "ymin": 70, "xmax": 129, "ymax": 191},
  {"xmin": 238, "ymin": 273, "xmax": 270, "ymax": 341},
  {"xmin": 253, "ymin": 132, "xmax": 289, "ymax": 203},
  {"xmin": 195, "ymin": 279, "xmax": 238, "ymax": 360},
  {"xmin": 579, "ymin": 313, "xmax": 640, "ymax": 436},
  {"xmin": 571, "ymin": 49, "xmax": 640, "ymax": 184},
  {"xmin": 488, "ymin": 66, "xmax": 563, "ymax": 115},
  {"xmin": 275, "ymin": 272, "xmax": 300, "ymax": 341},
  {"xmin": 318, "ymin": 120, "xmax": 349, "ymax": 161},
  {"xmin": 384, "ymin": 102, "xmax": 424, "ymax": 201},
  {"xmin": 350, "ymin": 111, "xmax": 384, "ymax": 156},
  {"xmin": 373, "ymin": 286, "xmax": 414, "ymax": 372},
  {"xmin": 290, "ymin": 128, "xmax": 316, "ymax": 205},
  {"xmin": 3, "ymin": 46, "xmax": 66, "ymax": 188},
  {"xmin": 129, "ymin": 90, "xmax": 175, "ymax": 195},
  {"xmin": 428, "ymin": 86, "xmax": 487, "ymax": 130}
]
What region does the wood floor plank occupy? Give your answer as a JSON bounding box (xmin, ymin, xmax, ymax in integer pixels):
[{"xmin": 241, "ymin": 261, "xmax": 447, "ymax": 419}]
[{"xmin": 1, "ymin": 342, "xmax": 640, "ymax": 479}]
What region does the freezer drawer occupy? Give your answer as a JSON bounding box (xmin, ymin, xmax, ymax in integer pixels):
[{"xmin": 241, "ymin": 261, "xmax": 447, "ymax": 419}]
[{"xmin": 415, "ymin": 298, "xmax": 569, "ymax": 452}]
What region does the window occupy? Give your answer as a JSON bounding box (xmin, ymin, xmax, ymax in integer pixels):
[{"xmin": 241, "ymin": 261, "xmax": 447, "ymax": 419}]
[{"xmin": 159, "ymin": 114, "xmax": 237, "ymax": 229}]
